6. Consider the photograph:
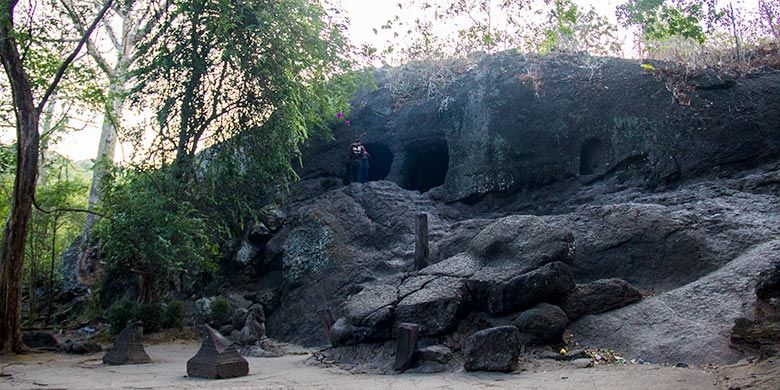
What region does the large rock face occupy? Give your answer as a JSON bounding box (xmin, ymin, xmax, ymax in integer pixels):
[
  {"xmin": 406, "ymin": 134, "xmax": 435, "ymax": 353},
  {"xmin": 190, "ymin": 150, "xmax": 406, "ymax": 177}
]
[
  {"xmin": 252, "ymin": 53, "xmax": 780, "ymax": 368},
  {"xmin": 299, "ymin": 52, "xmax": 780, "ymax": 203},
  {"xmin": 569, "ymin": 240, "xmax": 780, "ymax": 364}
]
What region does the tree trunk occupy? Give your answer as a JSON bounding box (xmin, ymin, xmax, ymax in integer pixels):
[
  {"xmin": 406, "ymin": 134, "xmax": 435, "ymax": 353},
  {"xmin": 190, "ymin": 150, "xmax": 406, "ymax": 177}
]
[
  {"xmin": 44, "ymin": 214, "xmax": 58, "ymax": 327},
  {"xmin": 82, "ymin": 78, "xmax": 123, "ymax": 241},
  {"xmin": 0, "ymin": 2, "xmax": 41, "ymax": 352},
  {"xmin": 0, "ymin": 0, "xmax": 113, "ymax": 353},
  {"xmin": 728, "ymin": 2, "xmax": 742, "ymax": 62}
]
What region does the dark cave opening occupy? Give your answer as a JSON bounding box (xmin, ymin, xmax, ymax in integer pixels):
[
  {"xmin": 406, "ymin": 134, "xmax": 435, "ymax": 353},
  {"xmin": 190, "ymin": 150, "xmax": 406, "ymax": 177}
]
[
  {"xmin": 401, "ymin": 140, "xmax": 449, "ymax": 192},
  {"xmin": 363, "ymin": 143, "xmax": 394, "ymax": 181},
  {"xmin": 579, "ymin": 138, "xmax": 611, "ymax": 175}
]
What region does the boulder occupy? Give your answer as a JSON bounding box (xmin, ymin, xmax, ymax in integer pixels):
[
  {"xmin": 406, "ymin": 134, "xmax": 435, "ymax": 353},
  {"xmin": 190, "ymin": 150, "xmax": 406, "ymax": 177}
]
[
  {"xmin": 511, "ymin": 303, "xmax": 569, "ymax": 346},
  {"xmin": 756, "ymin": 262, "xmax": 780, "ymax": 302},
  {"xmin": 476, "ymin": 261, "xmax": 575, "ymax": 316},
  {"xmin": 395, "ymin": 276, "xmax": 470, "ymax": 336},
  {"xmin": 329, "ymin": 317, "xmax": 376, "ymax": 346},
  {"xmin": 22, "ymin": 331, "xmax": 59, "ymax": 350},
  {"xmin": 241, "ymin": 338, "xmax": 285, "ymax": 358},
  {"xmin": 560, "ymin": 278, "xmax": 643, "ymax": 320},
  {"xmin": 463, "ymin": 326, "xmax": 522, "ymax": 372},
  {"xmin": 343, "ymin": 283, "xmax": 397, "ymax": 336},
  {"xmin": 468, "ymin": 215, "xmax": 575, "ymax": 268},
  {"xmin": 234, "ymin": 315, "xmax": 266, "ymax": 346}
]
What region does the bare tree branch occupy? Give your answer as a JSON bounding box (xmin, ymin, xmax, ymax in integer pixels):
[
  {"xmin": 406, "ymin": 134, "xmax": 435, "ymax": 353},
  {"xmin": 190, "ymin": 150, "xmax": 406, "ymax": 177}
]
[
  {"xmin": 60, "ymin": 0, "xmax": 114, "ymax": 76},
  {"xmin": 32, "ymin": 195, "xmax": 111, "ymax": 219},
  {"xmin": 37, "ymin": 0, "xmax": 115, "ymax": 113}
]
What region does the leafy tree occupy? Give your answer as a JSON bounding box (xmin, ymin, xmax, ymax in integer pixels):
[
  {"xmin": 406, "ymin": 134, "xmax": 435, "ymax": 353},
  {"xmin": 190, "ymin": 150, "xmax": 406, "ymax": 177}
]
[
  {"xmin": 0, "ymin": 0, "xmax": 113, "ymax": 353},
  {"xmin": 89, "ymin": 0, "xmax": 360, "ymax": 303},
  {"xmin": 21, "ymin": 154, "xmax": 89, "ymax": 327},
  {"xmin": 536, "ymin": 0, "xmax": 621, "ymax": 56},
  {"xmin": 130, "ymin": 0, "xmax": 355, "ymax": 173},
  {"xmin": 61, "ymin": 0, "xmax": 170, "ymax": 239},
  {"xmin": 617, "ymin": 0, "xmax": 721, "ymax": 55},
  {"xmin": 759, "ymin": 0, "xmax": 780, "ymax": 41},
  {"xmin": 93, "ymin": 166, "xmax": 215, "ymax": 304}
]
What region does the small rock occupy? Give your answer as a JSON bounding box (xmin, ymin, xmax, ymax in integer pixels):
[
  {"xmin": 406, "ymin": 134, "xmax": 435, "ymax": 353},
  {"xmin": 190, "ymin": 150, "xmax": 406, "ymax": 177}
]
[
  {"xmin": 242, "ymin": 343, "xmax": 284, "ymax": 358},
  {"xmin": 416, "ymin": 345, "xmax": 453, "ymax": 364},
  {"xmin": 22, "ymin": 331, "xmax": 59, "ymax": 349},
  {"xmin": 572, "ymin": 358, "xmax": 593, "ymax": 368},
  {"xmin": 65, "ymin": 341, "xmax": 102, "ymax": 354},
  {"xmin": 219, "ymin": 325, "xmax": 234, "ymax": 336},
  {"xmin": 77, "ymin": 326, "xmax": 97, "ymax": 336},
  {"xmin": 536, "ymin": 350, "xmax": 563, "ymax": 360},
  {"xmin": 561, "ymin": 349, "xmax": 589, "ymax": 361},
  {"xmin": 231, "ymin": 308, "xmax": 248, "ymax": 329}
]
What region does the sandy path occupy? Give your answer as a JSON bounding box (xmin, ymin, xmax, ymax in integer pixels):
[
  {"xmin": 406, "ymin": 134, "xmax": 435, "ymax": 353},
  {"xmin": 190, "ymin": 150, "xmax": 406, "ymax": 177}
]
[{"xmin": 0, "ymin": 342, "xmax": 719, "ymax": 390}]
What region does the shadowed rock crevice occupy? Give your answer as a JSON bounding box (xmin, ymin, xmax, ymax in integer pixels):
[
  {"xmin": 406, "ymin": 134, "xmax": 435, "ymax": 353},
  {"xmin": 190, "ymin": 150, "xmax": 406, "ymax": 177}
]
[
  {"xmin": 579, "ymin": 138, "xmax": 612, "ymax": 175},
  {"xmin": 364, "ymin": 143, "xmax": 394, "ymax": 181},
  {"xmin": 401, "ymin": 139, "xmax": 449, "ymax": 193}
]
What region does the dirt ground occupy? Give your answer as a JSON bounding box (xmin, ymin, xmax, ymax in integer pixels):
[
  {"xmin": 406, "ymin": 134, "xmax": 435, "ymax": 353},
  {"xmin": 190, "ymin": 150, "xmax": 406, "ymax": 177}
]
[{"xmin": 0, "ymin": 342, "xmax": 776, "ymax": 390}]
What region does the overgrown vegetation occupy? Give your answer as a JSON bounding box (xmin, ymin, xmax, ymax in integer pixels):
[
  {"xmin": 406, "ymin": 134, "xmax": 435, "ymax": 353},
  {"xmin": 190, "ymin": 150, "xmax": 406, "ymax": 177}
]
[
  {"xmin": 91, "ymin": 0, "xmax": 360, "ymax": 305},
  {"xmin": 209, "ymin": 296, "xmax": 232, "ymax": 325},
  {"xmin": 1, "ymin": 0, "xmax": 778, "ymax": 347},
  {"xmin": 106, "ymin": 299, "xmax": 184, "ymax": 335}
]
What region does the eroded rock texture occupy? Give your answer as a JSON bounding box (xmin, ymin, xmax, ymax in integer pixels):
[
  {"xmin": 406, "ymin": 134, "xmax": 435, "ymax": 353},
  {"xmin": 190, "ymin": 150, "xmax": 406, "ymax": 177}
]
[{"xmin": 232, "ymin": 53, "xmax": 779, "ymax": 368}]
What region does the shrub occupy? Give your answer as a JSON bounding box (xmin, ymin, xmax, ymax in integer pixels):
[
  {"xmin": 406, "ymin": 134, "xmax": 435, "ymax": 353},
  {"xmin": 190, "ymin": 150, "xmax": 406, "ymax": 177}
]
[
  {"xmin": 134, "ymin": 303, "xmax": 164, "ymax": 333},
  {"xmin": 209, "ymin": 296, "xmax": 233, "ymax": 325},
  {"xmin": 106, "ymin": 300, "xmax": 138, "ymax": 335},
  {"xmin": 163, "ymin": 300, "xmax": 186, "ymax": 329}
]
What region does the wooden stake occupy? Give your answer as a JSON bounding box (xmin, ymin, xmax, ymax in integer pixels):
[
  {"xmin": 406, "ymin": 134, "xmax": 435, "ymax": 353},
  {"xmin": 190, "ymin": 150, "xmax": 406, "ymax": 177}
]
[{"xmin": 414, "ymin": 213, "xmax": 429, "ymax": 271}]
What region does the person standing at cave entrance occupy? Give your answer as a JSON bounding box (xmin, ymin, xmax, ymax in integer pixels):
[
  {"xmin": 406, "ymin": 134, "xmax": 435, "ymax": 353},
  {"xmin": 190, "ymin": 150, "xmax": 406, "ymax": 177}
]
[
  {"xmin": 346, "ymin": 141, "xmax": 364, "ymax": 184},
  {"xmin": 359, "ymin": 141, "xmax": 371, "ymax": 183}
]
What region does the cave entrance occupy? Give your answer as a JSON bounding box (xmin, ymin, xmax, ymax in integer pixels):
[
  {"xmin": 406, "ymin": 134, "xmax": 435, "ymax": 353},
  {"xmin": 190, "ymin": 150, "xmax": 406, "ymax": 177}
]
[
  {"xmin": 363, "ymin": 143, "xmax": 394, "ymax": 181},
  {"xmin": 401, "ymin": 140, "xmax": 449, "ymax": 192},
  {"xmin": 579, "ymin": 138, "xmax": 610, "ymax": 175}
]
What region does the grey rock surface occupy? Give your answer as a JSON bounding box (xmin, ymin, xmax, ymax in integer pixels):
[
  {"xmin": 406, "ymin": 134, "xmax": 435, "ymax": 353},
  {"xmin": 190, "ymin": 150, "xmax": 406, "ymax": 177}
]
[
  {"xmin": 569, "ymin": 240, "xmax": 780, "ymax": 364},
  {"xmin": 463, "ymin": 326, "xmax": 522, "ymax": 372},
  {"xmin": 560, "ymin": 278, "xmax": 643, "ymax": 320}
]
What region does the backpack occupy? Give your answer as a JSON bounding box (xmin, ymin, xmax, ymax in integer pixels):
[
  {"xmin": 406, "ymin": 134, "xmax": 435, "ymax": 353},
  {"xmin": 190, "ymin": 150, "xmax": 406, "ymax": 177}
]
[{"xmin": 350, "ymin": 144, "xmax": 363, "ymax": 159}]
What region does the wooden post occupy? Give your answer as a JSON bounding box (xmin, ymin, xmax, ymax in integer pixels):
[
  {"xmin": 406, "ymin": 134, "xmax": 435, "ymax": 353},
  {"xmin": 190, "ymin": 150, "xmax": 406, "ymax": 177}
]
[
  {"xmin": 394, "ymin": 323, "xmax": 420, "ymax": 372},
  {"xmin": 414, "ymin": 213, "xmax": 429, "ymax": 271},
  {"xmin": 316, "ymin": 308, "xmax": 336, "ymax": 344}
]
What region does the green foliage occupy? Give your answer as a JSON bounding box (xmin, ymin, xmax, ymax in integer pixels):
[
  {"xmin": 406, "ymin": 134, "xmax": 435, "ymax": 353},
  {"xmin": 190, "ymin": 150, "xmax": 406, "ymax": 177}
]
[
  {"xmin": 537, "ymin": 0, "xmax": 621, "ymax": 56},
  {"xmin": 617, "ymin": 0, "xmax": 720, "ymax": 47},
  {"xmin": 130, "ymin": 0, "xmax": 357, "ymax": 169},
  {"xmin": 0, "ymin": 144, "xmax": 90, "ymax": 326},
  {"xmin": 162, "ymin": 300, "xmax": 186, "ymax": 329},
  {"xmin": 209, "ymin": 296, "xmax": 232, "ymax": 325},
  {"xmin": 106, "ymin": 299, "xmax": 138, "ymax": 335},
  {"xmin": 93, "ymin": 166, "xmax": 216, "ymax": 303},
  {"xmin": 106, "ymin": 299, "xmax": 181, "ymax": 334},
  {"xmin": 135, "ymin": 303, "xmax": 164, "ymax": 333}
]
